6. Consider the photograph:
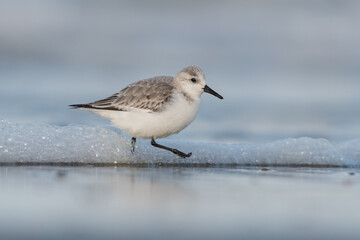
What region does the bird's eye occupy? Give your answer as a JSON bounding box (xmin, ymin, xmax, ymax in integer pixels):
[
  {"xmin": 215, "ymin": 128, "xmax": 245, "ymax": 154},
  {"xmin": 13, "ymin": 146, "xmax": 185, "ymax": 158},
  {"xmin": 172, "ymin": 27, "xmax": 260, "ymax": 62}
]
[{"xmin": 191, "ymin": 78, "xmax": 197, "ymax": 83}]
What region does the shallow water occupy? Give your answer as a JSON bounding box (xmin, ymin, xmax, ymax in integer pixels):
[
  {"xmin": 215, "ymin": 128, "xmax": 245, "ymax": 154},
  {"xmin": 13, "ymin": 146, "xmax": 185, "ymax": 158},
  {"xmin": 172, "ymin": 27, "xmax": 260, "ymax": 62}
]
[{"xmin": 1, "ymin": 166, "xmax": 359, "ymax": 240}]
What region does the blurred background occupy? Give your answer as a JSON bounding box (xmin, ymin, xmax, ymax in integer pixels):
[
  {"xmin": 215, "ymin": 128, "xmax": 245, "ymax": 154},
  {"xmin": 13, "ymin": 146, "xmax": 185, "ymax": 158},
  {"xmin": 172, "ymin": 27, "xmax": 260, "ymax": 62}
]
[{"xmin": 1, "ymin": 0, "xmax": 360, "ymax": 143}]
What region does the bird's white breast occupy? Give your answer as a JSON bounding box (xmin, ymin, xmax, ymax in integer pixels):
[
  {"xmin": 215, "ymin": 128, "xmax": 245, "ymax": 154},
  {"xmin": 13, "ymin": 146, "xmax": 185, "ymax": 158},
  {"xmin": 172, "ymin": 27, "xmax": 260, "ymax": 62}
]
[{"xmin": 92, "ymin": 91, "xmax": 200, "ymax": 139}]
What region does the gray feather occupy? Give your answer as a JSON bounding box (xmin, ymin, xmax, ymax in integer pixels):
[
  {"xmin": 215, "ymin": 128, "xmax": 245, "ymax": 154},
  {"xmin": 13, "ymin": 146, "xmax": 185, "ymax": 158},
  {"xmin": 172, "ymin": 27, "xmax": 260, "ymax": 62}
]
[{"xmin": 87, "ymin": 76, "xmax": 175, "ymax": 112}]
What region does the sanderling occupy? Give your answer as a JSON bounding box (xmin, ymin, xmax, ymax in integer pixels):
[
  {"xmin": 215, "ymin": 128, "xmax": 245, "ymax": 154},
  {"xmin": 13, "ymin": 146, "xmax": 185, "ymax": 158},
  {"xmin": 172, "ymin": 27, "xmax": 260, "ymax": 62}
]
[{"xmin": 70, "ymin": 66, "xmax": 223, "ymax": 158}]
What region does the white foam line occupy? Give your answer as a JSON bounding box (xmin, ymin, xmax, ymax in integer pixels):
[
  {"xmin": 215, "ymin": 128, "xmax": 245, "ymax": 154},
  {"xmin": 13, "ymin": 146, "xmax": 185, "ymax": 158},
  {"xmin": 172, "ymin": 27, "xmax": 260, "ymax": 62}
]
[{"xmin": 0, "ymin": 120, "xmax": 359, "ymax": 167}]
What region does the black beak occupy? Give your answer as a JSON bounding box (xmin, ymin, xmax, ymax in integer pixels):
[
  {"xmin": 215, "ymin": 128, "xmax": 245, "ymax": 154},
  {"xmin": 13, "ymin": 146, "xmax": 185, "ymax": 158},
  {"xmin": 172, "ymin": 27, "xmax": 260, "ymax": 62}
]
[{"xmin": 203, "ymin": 85, "xmax": 223, "ymax": 99}]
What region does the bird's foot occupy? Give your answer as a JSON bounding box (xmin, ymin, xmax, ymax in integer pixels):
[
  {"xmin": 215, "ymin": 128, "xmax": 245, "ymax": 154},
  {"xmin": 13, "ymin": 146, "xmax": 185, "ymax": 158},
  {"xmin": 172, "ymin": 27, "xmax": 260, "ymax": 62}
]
[
  {"xmin": 151, "ymin": 138, "xmax": 192, "ymax": 158},
  {"xmin": 172, "ymin": 149, "xmax": 192, "ymax": 158}
]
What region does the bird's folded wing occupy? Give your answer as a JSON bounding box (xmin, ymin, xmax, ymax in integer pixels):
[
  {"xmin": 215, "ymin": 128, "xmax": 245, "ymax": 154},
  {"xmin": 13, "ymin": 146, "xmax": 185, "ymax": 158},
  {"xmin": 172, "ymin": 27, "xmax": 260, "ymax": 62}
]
[{"xmin": 88, "ymin": 77, "xmax": 175, "ymax": 112}]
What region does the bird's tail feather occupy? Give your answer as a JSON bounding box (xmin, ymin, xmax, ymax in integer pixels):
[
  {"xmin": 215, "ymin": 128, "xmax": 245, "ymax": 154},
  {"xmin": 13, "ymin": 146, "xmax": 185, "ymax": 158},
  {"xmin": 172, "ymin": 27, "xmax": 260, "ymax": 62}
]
[
  {"xmin": 69, "ymin": 104, "xmax": 123, "ymax": 111},
  {"xmin": 69, "ymin": 104, "xmax": 93, "ymax": 109}
]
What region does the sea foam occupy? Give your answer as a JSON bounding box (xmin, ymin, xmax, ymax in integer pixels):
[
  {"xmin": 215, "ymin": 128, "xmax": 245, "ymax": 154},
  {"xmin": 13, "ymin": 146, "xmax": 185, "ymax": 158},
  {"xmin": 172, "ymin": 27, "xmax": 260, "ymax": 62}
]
[{"xmin": 0, "ymin": 120, "xmax": 359, "ymax": 167}]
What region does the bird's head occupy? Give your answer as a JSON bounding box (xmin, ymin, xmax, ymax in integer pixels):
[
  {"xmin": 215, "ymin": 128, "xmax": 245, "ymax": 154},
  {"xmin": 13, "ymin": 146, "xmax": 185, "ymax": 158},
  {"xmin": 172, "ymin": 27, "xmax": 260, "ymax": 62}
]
[{"xmin": 175, "ymin": 66, "xmax": 223, "ymax": 100}]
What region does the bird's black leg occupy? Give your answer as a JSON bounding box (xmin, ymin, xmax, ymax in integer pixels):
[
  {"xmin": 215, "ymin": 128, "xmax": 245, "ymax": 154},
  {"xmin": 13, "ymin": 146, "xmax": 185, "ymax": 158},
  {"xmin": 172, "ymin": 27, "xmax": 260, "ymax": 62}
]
[
  {"xmin": 151, "ymin": 138, "xmax": 192, "ymax": 158},
  {"xmin": 131, "ymin": 137, "xmax": 136, "ymax": 153}
]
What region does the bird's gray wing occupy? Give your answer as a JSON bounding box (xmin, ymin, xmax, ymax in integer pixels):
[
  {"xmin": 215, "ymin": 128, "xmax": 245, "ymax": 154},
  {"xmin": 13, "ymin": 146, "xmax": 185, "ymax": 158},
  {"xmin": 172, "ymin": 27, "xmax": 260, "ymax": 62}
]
[{"xmin": 88, "ymin": 76, "xmax": 175, "ymax": 112}]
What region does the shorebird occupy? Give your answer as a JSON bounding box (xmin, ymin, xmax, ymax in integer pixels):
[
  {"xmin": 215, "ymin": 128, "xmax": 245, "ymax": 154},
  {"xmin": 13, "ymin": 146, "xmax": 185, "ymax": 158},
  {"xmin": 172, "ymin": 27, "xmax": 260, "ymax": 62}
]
[{"xmin": 70, "ymin": 66, "xmax": 223, "ymax": 158}]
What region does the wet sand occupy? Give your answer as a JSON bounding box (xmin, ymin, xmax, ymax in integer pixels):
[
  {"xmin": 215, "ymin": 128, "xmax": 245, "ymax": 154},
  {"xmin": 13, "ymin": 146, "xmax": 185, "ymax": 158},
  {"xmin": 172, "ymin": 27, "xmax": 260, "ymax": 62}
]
[{"xmin": 0, "ymin": 166, "xmax": 359, "ymax": 240}]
